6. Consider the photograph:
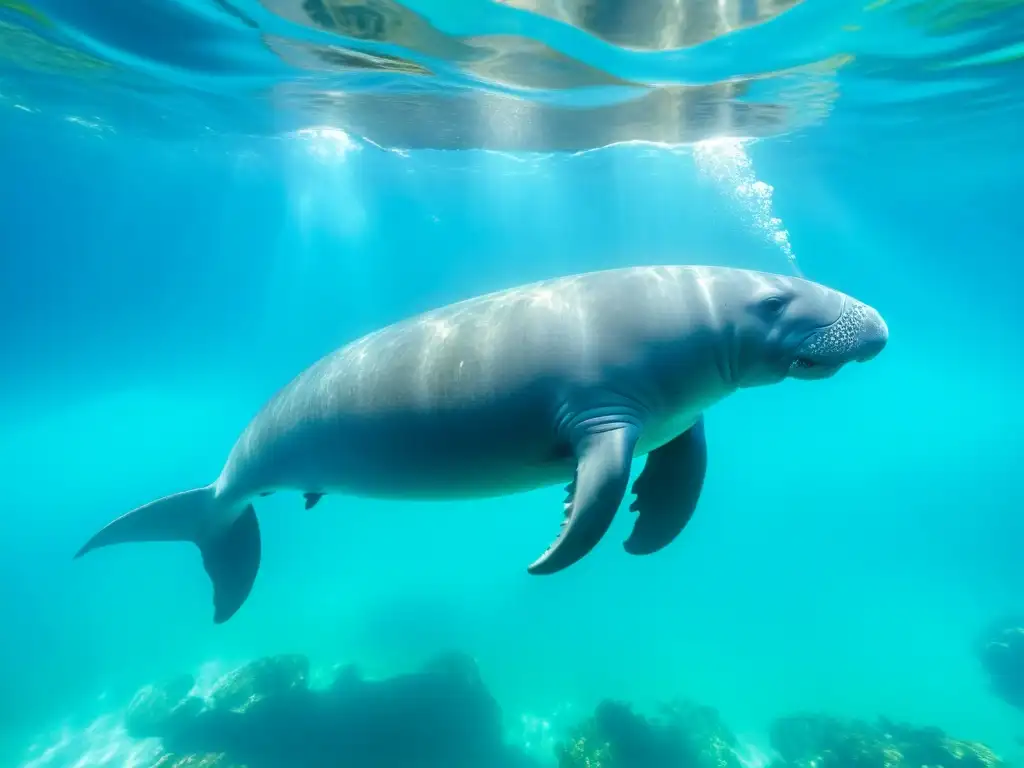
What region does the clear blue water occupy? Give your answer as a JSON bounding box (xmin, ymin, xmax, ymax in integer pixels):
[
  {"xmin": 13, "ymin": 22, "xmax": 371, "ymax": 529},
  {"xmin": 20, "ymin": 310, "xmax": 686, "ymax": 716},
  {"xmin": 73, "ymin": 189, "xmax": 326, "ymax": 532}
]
[{"xmin": 1, "ymin": 0, "xmax": 1023, "ymax": 766}]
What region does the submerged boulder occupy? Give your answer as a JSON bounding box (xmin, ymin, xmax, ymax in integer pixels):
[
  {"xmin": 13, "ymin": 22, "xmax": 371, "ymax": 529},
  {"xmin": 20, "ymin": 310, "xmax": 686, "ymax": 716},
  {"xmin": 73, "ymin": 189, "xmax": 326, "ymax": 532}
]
[
  {"xmin": 124, "ymin": 651, "xmax": 536, "ymax": 768},
  {"xmin": 125, "ymin": 674, "xmax": 203, "ymax": 740},
  {"xmin": 659, "ymin": 700, "xmax": 740, "ymax": 768},
  {"xmin": 556, "ymin": 697, "xmax": 741, "ymax": 768},
  {"xmin": 878, "ymin": 718, "xmax": 1001, "ymax": 768},
  {"xmin": 770, "ymin": 714, "xmax": 902, "ymax": 768},
  {"xmin": 313, "ymin": 649, "xmax": 513, "ymax": 768},
  {"xmin": 126, "ymin": 654, "xmax": 311, "ymax": 743},
  {"xmin": 557, "ymin": 701, "xmax": 1003, "ymax": 768},
  {"xmin": 769, "ymin": 713, "xmax": 1002, "ymax": 768},
  {"xmin": 977, "ymin": 617, "xmax": 1024, "ymax": 711},
  {"xmin": 206, "ymin": 654, "xmax": 310, "ymax": 714}
]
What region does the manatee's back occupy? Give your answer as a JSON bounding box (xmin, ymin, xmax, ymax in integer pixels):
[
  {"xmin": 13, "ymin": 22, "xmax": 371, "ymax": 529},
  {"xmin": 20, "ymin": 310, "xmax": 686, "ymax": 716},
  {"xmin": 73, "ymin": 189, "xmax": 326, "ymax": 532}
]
[{"xmin": 315, "ymin": 266, "xmax": 703, "ymax": 411}]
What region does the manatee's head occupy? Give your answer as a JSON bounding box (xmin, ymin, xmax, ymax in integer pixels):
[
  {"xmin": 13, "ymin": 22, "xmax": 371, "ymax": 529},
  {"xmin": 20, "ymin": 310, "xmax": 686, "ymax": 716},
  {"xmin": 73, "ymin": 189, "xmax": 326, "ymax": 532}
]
[{"xmin": 722, "ymin": 269, "xmax": 888, "ymax": 387}]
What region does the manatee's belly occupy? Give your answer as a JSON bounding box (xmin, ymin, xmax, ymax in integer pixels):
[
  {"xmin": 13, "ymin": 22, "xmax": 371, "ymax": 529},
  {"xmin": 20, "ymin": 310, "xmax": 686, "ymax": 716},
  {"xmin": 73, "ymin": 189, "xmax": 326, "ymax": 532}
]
[
  {"xmin": 340, "ymin": 448, "xmax": 575, "ymax": 499},
  {"xmin": 223, "ymin": 395, "xmax": 579, "ymax": 502},
  {"xmin": 328, "ymin": 418, "xmax": 575, "ymax": 499}
]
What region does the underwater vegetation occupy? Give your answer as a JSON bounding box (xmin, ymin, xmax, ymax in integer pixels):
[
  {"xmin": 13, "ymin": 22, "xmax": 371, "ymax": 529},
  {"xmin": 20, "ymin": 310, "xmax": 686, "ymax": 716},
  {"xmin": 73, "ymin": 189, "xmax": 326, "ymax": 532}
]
[
  {"xmin": 97, "ymin": 648, "xmax": 1007, "ymax": 768},
  {"xmin": 978, "ymin": 616, "xmax": 1024, "ymax": 712},
  {"xmin": 556, "ymin": 700, "xmax": 1003, "ymax": 768},
  {"xmin": 555, "ymin": 698, "xmax": 740, "ymax": 768},
  {"xmin": 767, "ymin": 714, "xmax": 1001, "ymax": 768}
]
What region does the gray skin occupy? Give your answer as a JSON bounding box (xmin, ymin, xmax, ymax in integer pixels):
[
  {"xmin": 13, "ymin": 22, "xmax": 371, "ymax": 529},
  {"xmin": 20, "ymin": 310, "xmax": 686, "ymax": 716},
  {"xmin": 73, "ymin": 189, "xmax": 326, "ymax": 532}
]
[{"xmin": 75, "ymin": 265, "xmax": 888, "ymax": 623}]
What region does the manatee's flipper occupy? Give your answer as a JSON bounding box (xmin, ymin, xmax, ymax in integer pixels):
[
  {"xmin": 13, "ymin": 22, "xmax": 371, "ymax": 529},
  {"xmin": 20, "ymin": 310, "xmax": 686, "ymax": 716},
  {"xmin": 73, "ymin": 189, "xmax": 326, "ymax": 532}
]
[
  {"xmin": 304, "ymin": 492, "xmax": 324, "ymax": 510},
  {"xmin": 74, "ymin": 485, "xmax": 262, "ymax": 624},
  {"xmin": 624, "ymin": 416, "xmax": 707, "ymax": 556},
  {"xmin": 528, "ymin": 423, "xmax": 640, "ymax": 575}
]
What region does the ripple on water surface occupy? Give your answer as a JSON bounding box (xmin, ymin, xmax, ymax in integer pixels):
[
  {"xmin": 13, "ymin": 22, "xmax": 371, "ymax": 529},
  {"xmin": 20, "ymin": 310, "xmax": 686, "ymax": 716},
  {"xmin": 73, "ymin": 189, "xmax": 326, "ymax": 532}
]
[{"xmin": 0, "ymin": 0, "xmax": 1021, "ymax": 145}]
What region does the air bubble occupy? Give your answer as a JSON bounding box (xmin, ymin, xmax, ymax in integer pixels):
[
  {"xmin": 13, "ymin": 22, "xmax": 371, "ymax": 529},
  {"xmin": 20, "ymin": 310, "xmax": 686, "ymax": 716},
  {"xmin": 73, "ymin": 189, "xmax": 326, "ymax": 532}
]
[{"xmin": 693, "ymin": 138, "xmax": 798, "ymax": 273}]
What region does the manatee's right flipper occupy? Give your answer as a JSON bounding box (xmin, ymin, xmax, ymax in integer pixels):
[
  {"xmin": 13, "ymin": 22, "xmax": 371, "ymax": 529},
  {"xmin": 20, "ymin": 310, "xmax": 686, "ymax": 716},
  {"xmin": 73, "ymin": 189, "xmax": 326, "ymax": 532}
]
[
  {"xmin": 624, "ymin": 415, "xmax": 707, "ymax": 556},
  {"xmin": 74, "ymin": 485, "xmax": 262, "ymax": 624},
  {"xmin": 528, "ymin": 422, "xmax": 640, "ymax": 575},
  {"xmin": 304, "ymin": 492, "xmax": 324, "ymax": 510}
]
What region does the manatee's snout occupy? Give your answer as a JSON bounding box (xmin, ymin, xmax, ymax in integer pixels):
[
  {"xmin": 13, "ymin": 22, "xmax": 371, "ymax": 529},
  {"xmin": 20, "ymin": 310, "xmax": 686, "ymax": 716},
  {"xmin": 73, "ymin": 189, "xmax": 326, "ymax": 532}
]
[
  {"xmin": 789, "ymin": 296, "xmax": 888, "ymax": 379},
  {"xmin": 854, "ymin": 304, "xmax": 888, "ymax": 363}
]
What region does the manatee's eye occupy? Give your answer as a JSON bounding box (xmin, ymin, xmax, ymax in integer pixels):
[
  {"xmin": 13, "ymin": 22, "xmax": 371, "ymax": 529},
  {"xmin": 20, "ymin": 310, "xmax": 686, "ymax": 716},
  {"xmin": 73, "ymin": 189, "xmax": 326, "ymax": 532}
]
[{"xmin": 760, "ymin": 296, "xmax": 788, "ymax": 315}]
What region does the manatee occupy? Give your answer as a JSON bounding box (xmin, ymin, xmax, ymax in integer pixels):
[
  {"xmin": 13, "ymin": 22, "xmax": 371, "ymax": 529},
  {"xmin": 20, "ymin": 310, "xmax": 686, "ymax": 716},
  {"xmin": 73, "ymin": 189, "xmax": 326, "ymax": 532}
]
[{"xmin": 75, "ymin": 266, "xmax": 888, "ymax": 622}]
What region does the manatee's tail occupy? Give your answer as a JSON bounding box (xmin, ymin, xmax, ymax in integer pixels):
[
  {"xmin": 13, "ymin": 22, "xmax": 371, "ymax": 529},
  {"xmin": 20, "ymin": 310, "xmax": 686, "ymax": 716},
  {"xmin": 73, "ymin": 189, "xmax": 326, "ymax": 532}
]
[{"xmin": 74, "ymin": 485, "xmax": 261, "ymax": 624}]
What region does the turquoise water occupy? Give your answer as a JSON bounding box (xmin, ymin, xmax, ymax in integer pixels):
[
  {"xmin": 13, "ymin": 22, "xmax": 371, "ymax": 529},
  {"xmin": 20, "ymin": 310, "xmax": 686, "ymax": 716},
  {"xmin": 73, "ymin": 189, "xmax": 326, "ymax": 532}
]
[{"xmin": 1, "ymin": 0, "xmax": 1023, "ymax": 766}]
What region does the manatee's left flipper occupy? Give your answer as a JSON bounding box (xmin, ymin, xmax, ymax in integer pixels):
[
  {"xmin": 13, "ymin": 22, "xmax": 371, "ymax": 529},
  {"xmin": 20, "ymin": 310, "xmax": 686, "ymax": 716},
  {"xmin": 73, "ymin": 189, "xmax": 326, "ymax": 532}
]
[
  {"xmin": 528, "ymin": 422, "xmax": 641, "ymax": 575},
  {"xmin": 624, "ymin": 415, "xmax": 707, "ymax": 556}
]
